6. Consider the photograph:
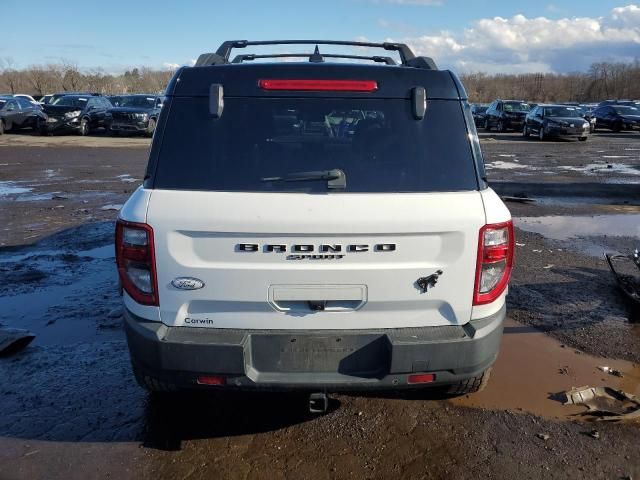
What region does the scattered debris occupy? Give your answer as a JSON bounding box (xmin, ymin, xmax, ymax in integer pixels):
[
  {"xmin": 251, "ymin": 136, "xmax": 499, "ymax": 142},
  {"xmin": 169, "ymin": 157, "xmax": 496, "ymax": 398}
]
[
  {"xmin": 0, "ymin": 328, "xmax": 36, "ymax": 356},
  {"xmin": 536, "ymin": 433, "xmax": 550, "ymax": 441},
  {"xmin": 100, "ymin": 204, "xmax": 123, "ymax": 211},
  {"xmin": 532, "ymin": 249, "xmax": 542, "ymax": 253},
  {"xmin": 597, "ymin": 366, "xmax": 624, "ymax": 378},
  {"xmin": 605, "ymin": 249, "xmax": 640, "ymax": 311},
  {"xmin": 515, "ymin": 242, "xmax": 526, "ymax": 247},
  {"xmin": 543, "ymin": 264, "xmax": 554, "ymax": 269},
  {"xmin": 588, "ymin": 429, "xmax": 600, "ymax": 440},
  {"xmin": 563, "ymin": 386, "xmax": 640, "ymax": 421}
]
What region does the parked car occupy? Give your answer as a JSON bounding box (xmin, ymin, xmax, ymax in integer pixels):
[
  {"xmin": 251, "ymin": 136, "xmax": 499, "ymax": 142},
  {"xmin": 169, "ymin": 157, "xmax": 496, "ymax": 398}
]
[
  {"xmin": 470, "ymin": 104, "xmax": 489, "ymax": 127},
  {"xmin": 107, "ymin": 94, "xmax": 164, "ymax": 136},
  {"xmin": 592, "ymin": 104, "xmax": 640, "ymax": 132},
  {"xmin": 0, "ymin": 95, "xmax": 47, "ymax": 134},
  {"xmin": 523, "ymin": 104, "xmax": 590, "ymax": 141},
  {"xmin": 117, "ymin": 39, "xmax": 513, "ymax": 398},
  {"xmin": 40, "ymin": 95, "xmax": 113, "ymax": 135},
  {"xmin": 483, "ymin": 100, "xmax": 531, "ymax": 132}
]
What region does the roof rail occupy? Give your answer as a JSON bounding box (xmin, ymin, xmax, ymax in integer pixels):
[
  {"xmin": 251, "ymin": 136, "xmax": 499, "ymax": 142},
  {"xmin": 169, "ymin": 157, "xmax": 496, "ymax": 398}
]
[
  {"xmin": 231, "ymin": 53, "xmax": 397, "ymax": 65},
  {"xmin": 193, "ymin": 40, "xmax": 438, "ymax": 70}
]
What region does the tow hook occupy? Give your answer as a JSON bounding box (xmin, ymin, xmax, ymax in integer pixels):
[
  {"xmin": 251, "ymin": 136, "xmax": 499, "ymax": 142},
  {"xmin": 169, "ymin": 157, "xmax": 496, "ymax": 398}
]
[{"xmin": 309, "ymin": 392, "xmax": 329, "ymax": 414}]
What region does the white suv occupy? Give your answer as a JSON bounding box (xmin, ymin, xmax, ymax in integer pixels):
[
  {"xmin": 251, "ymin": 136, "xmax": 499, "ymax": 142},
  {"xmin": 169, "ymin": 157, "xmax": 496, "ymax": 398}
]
[{"xmin": 116, "ymin": 40, "xmax": 513, "ymax": 395}]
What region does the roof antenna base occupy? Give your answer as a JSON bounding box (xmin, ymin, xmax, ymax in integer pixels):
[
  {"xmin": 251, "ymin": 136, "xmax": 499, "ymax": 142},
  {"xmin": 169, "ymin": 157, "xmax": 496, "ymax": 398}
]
[{"xmin": 309, "ymin": 45, "xmax": 325, "ymax": 63}]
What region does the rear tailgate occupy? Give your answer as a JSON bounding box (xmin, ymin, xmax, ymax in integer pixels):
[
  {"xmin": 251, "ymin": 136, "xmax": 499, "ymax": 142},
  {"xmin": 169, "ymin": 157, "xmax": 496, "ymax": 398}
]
[{"xmin": 147, "ymin": 190, "xmax": 485, "ymax": 329}]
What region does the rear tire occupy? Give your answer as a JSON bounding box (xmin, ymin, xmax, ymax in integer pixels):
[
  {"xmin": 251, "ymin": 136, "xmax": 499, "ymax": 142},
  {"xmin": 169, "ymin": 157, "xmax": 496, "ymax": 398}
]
[
  {"xmin": 0, "ymin": 119, "xmax": 4, "ymax": 135},
  {"xmin": 442, "ymin": 368, "xmax": 492, "ymax": 396},
  {"xmin": 484, "ymin": 119, "xmax": 491, "ymax": 131},
  {"xmin": 612, "ymin": 122, "xmax": 622, "ymax": 133},
  {"xmin": 538, "ymin": 126, "xmax": 545, "ymax": 141},
  {"xmin": 522, "ymin": 125, "xmax": 530, "ymax": 137},
  {"xmin": 132, "ymin": 362, "xmax": 178, "ymax": 392},
  {"xmin": 497, "ymin": 120, "xmax": 505, "ymax": 132}
]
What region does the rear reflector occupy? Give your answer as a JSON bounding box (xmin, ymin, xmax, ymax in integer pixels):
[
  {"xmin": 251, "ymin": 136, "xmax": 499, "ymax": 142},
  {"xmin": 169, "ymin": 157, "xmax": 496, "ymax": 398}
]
[
  {"xmin": 197, "ymin": 375, "xmax": 226, "ymax": 386},
  {"xmin": 258, "ymin": 79, "xmax": 378, "ymax": 92},
  {"xmin": 407, "ymin": 373, "xmax": 436, "ymax": 385}
]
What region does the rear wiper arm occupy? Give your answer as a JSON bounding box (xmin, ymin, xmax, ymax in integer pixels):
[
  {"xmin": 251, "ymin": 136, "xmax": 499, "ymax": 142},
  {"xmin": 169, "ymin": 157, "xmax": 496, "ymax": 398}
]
[{"xmin": 261, "ymin": 168, "xmax": 346, "ymax": 190}]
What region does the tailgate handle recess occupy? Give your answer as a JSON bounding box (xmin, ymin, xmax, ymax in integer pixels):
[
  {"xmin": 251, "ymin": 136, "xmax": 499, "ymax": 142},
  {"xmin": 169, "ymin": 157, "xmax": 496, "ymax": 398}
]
[{"xmin": 269, "ymin": 285, "xmax": 367, "ymax": 313}]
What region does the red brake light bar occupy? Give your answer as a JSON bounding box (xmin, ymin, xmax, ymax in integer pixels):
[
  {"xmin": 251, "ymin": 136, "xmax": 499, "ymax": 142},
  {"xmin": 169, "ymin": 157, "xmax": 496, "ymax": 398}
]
[{"xmin": 258, "ymin": 79, "xmax": 378, "ymax": 92}]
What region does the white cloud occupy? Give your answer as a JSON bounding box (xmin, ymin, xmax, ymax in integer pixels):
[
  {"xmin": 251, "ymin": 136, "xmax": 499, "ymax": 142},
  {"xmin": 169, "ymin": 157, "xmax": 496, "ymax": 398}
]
[
  {"xmin": 383, "ymin": 4, "xmax": 640, "ymax": 73},
  {"xmin": 162, "ymin": 62, "xmax": 180, "ymax": 70}
]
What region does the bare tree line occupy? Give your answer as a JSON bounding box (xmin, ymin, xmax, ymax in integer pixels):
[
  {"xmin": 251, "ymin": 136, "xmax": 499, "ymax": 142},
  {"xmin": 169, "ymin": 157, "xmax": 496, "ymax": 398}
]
[
  {"xmin": 1, "ymin": 57, "xmax": 639, "ymax": 102},
  {"xmin": 0, "ymin": 58, "xmax": 174, "ymax": 95},
  {"xmin": 461, "ymin": 60, "xmax": 640, "ymax": 103}
]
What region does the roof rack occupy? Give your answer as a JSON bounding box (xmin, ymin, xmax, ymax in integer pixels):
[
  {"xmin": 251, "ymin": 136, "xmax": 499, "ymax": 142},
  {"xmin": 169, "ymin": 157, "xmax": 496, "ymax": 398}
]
[
  {"xmin": 231, "ymin": 53, "xmax": 397, "ymax": 65},
  {"xmin": 195, "ymin": 40, "xmax": 437, "ymax": 70}
]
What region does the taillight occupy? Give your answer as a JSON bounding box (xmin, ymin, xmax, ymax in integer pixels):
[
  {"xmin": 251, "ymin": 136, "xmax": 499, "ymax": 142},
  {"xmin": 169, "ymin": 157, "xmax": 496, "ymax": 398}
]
[
  {"xmin": 473, "ymin": 221, "xmax": 514, "ymax": 305},
  {"xmin": 258, "ymin": 79, "xmax": 378, "ymax": 92},
  {"xmin": 115, "ymin": 219, "xmax": 158, "ymax": 306}
]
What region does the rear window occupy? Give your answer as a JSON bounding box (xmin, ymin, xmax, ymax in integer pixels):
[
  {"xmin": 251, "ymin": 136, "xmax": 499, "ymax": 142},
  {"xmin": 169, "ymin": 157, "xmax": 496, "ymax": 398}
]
[
  {"xmin": 503, "ymin": 102, "xmax": 530, "ymax": 112},
  {"xmin": 153, "ymin": 97, "xmax": 479, "ymax": 193}
]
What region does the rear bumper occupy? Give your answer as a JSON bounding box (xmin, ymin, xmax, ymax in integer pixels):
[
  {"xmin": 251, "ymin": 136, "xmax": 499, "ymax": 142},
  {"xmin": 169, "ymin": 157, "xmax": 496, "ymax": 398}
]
[{"xmin": 125, "ymin": 305, "xmax": 505, "ymax": 391}]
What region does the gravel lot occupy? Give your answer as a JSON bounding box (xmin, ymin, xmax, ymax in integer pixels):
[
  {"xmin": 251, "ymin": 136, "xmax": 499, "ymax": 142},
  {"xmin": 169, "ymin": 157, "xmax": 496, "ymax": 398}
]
[{"xmin": 0, "ymin": 130, "xmax": 639, "ymax": 480}]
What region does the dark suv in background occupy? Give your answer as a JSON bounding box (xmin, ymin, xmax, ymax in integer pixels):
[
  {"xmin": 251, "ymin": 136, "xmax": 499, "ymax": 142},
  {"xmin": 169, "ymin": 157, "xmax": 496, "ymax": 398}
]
[
  {"xmin": 0, "ymin": 96, "xmax": 46, "ymax": 134},
  {"xmin": 40, "ymin": 95, "xmax": 113, "ymax": 135},
  {"xmin": 107, "ymin": 94, "xmax": 164, "ymax": 136},
  {"xmin": 483, "ymin": 100, "xmax": 531, "ymax": 132},
  {"xmin": 592, "ymin": 104, "xmax": 640, "ymax": 132}
]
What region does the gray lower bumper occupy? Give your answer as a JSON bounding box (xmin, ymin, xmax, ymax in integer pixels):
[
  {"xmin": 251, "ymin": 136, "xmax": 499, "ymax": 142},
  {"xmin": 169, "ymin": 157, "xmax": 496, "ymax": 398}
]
[{"xmin": 124, "ymin": 306, "xmax": 505, "ymax": 391}]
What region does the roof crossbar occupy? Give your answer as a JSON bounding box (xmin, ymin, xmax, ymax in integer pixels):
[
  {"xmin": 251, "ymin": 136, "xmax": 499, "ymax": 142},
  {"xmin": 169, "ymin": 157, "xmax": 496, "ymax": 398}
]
[
  {"xmin": 215, "ymin": 40, "xmax": 416, "ymax": 65},
  {"xmin": 231, "ymin": 53, "xmax": 397, "ymax": 65}
]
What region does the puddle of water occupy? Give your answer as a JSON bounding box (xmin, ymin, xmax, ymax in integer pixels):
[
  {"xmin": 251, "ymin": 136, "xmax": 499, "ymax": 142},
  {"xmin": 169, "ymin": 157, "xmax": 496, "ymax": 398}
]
[
  {"xmin": 454, "ymin": 319, "xmax": 640, "ymax": 419},
  {"xmin": 532, "ymin": 196, "xmax": 639, "ymax": 207},
  {"xmin": 0, "ymin": 245, "xmax": 113, "ymax": 264},
  {"xmin": 0, "ymin": 245, "xmax": 120, "ymax": 346},
  {"xmin": 0, "ymin": 181, "xmax": 32, "ymax": 196},
  {"xmin": 515, "ymin": 214, "xmax": 640, "ymax": 240}
]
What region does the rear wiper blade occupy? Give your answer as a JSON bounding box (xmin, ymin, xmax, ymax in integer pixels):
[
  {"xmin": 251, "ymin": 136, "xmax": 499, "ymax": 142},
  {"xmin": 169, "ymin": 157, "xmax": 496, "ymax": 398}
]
[{"xmin": 261, "ymin": 168, "xmax": 346, "ymax": 190}]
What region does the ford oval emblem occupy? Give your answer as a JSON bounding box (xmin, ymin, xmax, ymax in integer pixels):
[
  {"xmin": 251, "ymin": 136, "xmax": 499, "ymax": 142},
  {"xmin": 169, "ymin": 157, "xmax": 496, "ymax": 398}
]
[{"xmin": 171, "ymin": 277, "xmax": 205, "ymax": 290}]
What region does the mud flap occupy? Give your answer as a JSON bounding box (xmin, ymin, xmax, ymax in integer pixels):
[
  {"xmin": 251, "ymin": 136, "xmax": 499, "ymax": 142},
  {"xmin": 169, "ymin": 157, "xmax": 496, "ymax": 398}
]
[{"xmin": 0, "ymin": 328, "xmax": 35, "ymax": 357}]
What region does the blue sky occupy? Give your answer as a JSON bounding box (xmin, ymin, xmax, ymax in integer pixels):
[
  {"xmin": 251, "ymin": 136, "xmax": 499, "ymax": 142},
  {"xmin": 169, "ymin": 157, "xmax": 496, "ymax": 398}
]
[{"xmin": 2, "ymin": 1, "xmax": 639, "ymax": 73}]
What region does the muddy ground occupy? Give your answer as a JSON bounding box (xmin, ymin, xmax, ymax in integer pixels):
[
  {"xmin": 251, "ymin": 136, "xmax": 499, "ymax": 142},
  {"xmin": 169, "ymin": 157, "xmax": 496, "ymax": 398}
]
[{"xmin": 0, "ymin": 130, "xmax": 639, "ymax": 480}]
